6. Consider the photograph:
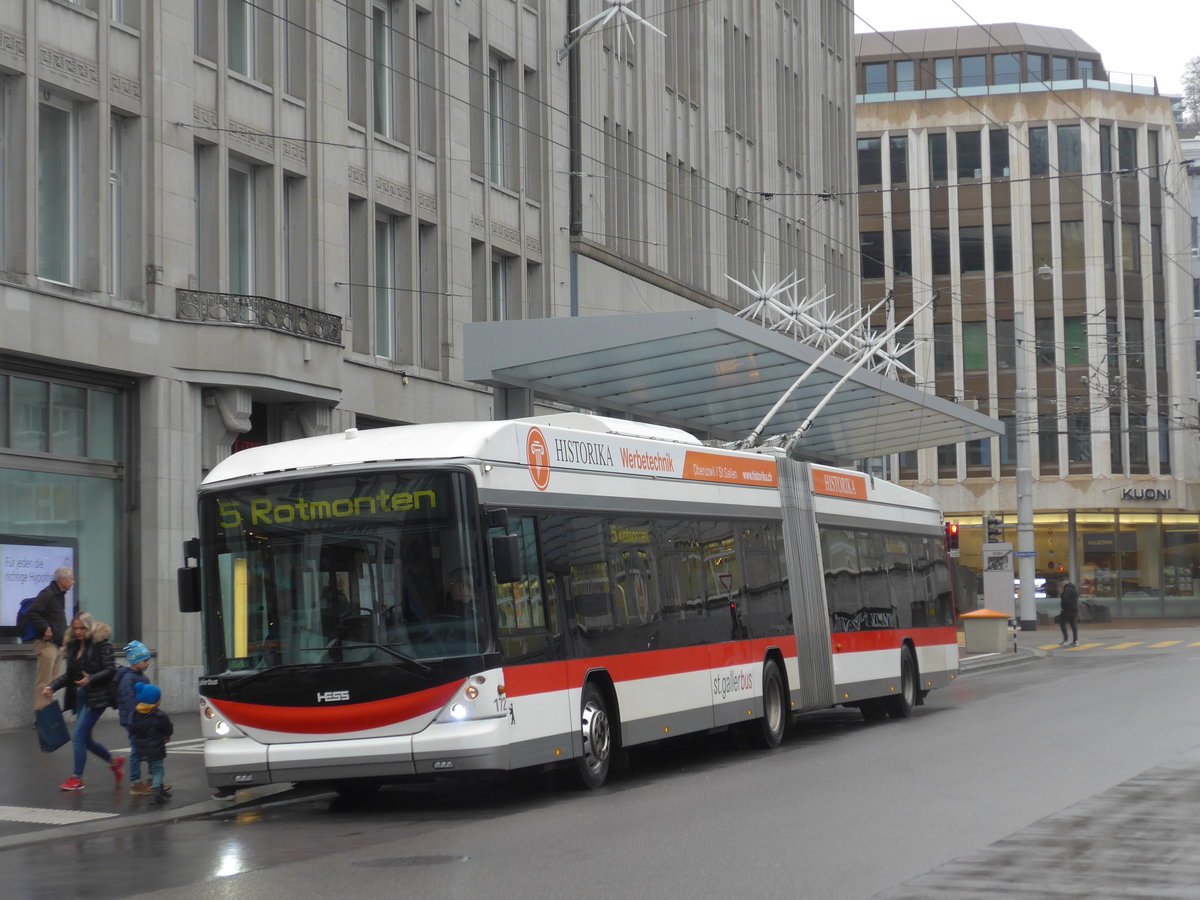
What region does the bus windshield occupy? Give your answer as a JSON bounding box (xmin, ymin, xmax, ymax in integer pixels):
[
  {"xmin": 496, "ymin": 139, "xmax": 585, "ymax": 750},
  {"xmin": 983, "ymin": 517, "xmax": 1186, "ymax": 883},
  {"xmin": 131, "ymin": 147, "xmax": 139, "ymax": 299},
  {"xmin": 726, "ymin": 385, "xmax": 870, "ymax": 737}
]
[{"xmin": 198, "ymin": 469, "xmax": 489, "ymax": 673}]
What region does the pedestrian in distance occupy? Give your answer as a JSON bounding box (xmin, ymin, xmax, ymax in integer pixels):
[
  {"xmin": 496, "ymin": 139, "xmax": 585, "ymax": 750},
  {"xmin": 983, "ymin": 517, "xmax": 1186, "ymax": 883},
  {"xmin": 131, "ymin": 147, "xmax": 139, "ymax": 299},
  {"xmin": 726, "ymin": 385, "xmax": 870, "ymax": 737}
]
[
  {"xmin": 130, "ymin": 682, "xmax": 174, "ymax": 806},
  {"xmin": 1058, "ymin": 576, "xmax": 1080, "ymax": 647},
  {"xmin": 28, "ymin": 567, "xmax": 74, "ymax": 716},
  {"xmin": 115, "ymin": 641, "xmax": 154, "ymax": 795},
  {"xmin": 42, "ymin": 613, "xmax": 125, "ymax": 791}
]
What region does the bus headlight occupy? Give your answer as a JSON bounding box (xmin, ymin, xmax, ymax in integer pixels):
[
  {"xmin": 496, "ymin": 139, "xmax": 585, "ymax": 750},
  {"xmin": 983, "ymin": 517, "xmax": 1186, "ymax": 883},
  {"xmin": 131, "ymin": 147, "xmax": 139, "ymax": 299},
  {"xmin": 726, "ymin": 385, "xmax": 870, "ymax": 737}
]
[
  {"xmin": 215, "ymin": 720, "xmax": 232, "ymax": 736},
  {"xmin": 449, "ymin": 703, "xmax": 468, "ymax": 720}
]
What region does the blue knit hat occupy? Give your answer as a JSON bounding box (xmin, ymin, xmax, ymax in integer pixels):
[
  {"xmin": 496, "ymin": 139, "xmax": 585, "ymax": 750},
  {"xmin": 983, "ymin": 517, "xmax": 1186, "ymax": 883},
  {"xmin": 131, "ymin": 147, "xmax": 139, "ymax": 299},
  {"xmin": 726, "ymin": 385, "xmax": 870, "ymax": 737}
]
[
  {"xmin": 124, "ymin": 640, "xmax": 152, "ymax": 665},
  {"xmin": 135, "ymin": 682, "xmax": 161, "ymax": 705}
]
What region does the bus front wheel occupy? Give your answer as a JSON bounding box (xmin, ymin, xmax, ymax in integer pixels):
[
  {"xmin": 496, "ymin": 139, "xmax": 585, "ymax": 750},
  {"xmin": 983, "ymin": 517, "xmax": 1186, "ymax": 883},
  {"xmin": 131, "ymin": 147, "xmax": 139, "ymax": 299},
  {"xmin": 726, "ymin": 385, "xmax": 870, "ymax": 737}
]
[{"xmin": 576, "ymin": 682, "xmax": 613, "ymax": 790}]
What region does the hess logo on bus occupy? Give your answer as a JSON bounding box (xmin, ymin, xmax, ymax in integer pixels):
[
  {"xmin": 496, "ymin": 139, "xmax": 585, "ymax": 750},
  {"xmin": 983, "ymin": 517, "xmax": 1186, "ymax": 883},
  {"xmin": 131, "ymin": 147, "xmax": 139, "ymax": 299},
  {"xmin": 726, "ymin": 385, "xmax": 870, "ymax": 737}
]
[
  {"xmin": 527, "ymin": 427, "xmax": 551, "ymax": 491},
  {"xmin": 316, "ymin": 690, "xmax": 350, "ymax": 703}
]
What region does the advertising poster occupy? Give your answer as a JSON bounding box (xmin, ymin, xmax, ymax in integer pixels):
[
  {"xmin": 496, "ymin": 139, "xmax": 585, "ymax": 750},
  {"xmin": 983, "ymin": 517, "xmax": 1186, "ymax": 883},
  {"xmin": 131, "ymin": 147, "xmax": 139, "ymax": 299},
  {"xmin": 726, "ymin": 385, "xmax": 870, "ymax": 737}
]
[{"xmin": 1, "ymin": 540, "xmax": 76, "ymax": 635}]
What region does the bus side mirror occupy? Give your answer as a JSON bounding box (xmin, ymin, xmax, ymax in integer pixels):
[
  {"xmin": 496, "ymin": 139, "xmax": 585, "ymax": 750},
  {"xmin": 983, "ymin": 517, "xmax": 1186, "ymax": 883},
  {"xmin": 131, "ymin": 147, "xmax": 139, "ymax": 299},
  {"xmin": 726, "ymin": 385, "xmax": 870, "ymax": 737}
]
[
  {"xmin": 491, "ymin": 533, "xmax": 521, "ymax": 584},
  {"xmin": 178, "ymin": 565, "xmax": 200, "ymax": 613}
]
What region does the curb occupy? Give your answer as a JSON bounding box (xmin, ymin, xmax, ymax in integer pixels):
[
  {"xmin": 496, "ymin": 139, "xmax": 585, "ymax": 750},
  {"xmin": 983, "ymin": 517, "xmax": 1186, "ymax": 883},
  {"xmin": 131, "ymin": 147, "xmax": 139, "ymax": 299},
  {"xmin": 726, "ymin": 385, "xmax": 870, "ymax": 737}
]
[{"xmin": 959, "ymin": 646, "xmax": 1045, "ymax": 674}]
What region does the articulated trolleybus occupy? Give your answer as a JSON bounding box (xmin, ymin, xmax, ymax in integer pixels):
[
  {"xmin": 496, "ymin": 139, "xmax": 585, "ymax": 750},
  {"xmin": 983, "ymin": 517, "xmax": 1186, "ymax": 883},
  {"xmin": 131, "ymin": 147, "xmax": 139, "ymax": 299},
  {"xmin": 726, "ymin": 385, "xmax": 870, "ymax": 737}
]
[{"xmin": 178, "ymin": 413, "xmax": 958, "ymax": 795}]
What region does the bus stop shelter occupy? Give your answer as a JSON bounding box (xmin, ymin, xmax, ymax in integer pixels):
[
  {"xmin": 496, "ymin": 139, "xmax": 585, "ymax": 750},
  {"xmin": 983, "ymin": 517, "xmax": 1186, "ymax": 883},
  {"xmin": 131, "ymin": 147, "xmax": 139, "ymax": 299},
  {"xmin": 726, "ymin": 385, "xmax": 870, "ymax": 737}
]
[{"xmin": 463, "ymin": 309, "xmax": 1002, "ymax": 463}]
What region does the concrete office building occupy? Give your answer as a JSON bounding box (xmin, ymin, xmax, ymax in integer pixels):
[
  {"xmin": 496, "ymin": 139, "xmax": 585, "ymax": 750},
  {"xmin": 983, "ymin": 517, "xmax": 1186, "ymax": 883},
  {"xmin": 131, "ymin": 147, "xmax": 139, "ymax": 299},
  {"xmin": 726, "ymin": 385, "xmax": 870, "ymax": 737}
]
[
  {"xmin": 855, "ymin": 25, "xmax": 1198, "ymax": 619},
  {"xmin": 0, "ymin": 0, "xmax": 856, "ymax": 717}
]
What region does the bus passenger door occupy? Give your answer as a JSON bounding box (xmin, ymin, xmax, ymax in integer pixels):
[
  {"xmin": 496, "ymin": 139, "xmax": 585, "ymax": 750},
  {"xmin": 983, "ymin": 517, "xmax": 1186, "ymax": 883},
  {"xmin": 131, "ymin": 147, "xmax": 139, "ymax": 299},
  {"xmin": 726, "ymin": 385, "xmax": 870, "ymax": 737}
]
[{"xmin": 490, "ymin": 516, "xmax": 571, "ymax": 770}]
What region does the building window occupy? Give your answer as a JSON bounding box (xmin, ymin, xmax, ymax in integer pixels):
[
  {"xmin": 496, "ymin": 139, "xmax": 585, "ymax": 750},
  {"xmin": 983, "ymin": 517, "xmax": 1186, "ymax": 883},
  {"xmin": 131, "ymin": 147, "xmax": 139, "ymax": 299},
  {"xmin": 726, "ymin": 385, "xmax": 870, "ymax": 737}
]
[
  {"xmin": 417, "ymin": 222, "xmax": 438, "ymax": 370},
  {"xmin": 931, "ymin": 227, "xmax": 951, "ymax": 276},
  {"xmin": 864, "ymin": 62, "xmax": 888, "ymax": 94},
  {"xmin": 491, "ymin": 255, "xmax": 510, "ymax": 321},
  {"xmin": 1029, "ymin": 126, "xmax": 1049, "ymax": 176},
  {"xmin": 993, "ymin": 224, "xmax": 1013, "ymax": 272},
  {"xmin": 523, "ymin": 67, "xmax": 542, "ymax": 201},
  {"xmin": 374, "ymin": 217, "xmax": 397, "ymax": 360},
  {"xmin": 893, "ymin": 229, "xmax": 912, "ymax": 276},
  {"xmin": 959, "ymin": 225, "xmax": 985, "ymax": 272},
  {"xmin": 989, "ymin": 128, "xmax": 1009, "ymax": 177},
  {"xmin": 1064, "ymin": 316, "xmax": 1088, "ymax": 366},
  {"xmin": 961, "ymin": 56, "xmax": 986, "ymax": 87},
  {"xmin": 415, "ymin": 7, "xmax": 436, "ymax": 156},
  {"xmin": 1122, "ymin": 223, "xmax": 1140, "ymax": 272},
  {"xmin": 860, "ymin": 232, "xmax": 885, "ymax": 279},
  {"xmin": 1051, "ymin": 56, "xmax": 1072, "ymax": 80},
  {"xmin": 962, "ymin": 321, "xmax": 988, "ymax": 370},
  {"xmin": 889, "ymin": 135, "xmax": 908, "ymax": 184},
  {"xmin": 109, "ymin": 116, "xmax": 124, "ymax": 295},
  {"xmin": 995, "ymin": 319, "xmax": 1015, "ymax": 369},
  {"xmin": 929, "ymin": 132, "xmax": 947, "ymax": 181},
  {"xmin": 282, "ymin": 0, "xmax": 306, "ymax": 99},
  {"xmin": 895, "ymin": 60, "xmax": 915, "ymax": 92},
  {"xmin": 994, "ymin": 54, "xmax": 1020, "ymax": 85},
  {"xmin": 1099, "ymin": 124, "xmax": 1112, "ymax": 172},
  {"xmin": 489, "ymin": 54, "xmax": 516, "ymax": 188},
  {"xmin": 1078, "ymin": 59, "xmax": 1094, "ymax": 81},
  {"xmin": 1032, "ymin": 222, "xmax": 1053, "ymax": 270},
  {"xmin": 999, "ymin": 416, "xmax": 1017, "ymax": 465},
  {"xmin": 227, "ymin": 161, "xmax": 257, "ymax": 295},
  {"xmin": 937, "ymin": 443, "xmax": 956, "ymax": 474},
  {"xmin": 227, "ymin": 0, "xmax": 256, "ymax": 78},
  {"xmin": 1058, "ymin": 125, "xmax": 1082, "ymax": 174},
  {"xmin": 1067, "ymin": 412, "xmax": 1090, "ymax": 464},
  {"xmin": 1118, "ymin": 127, "xmax": 1137, "ymax": 171},
  {"xmin": 372, "ymin": 4, "xmax": 395, "ymax": 138},
  {"xmin": 1039, "ymin": 414, "xmax": 1060, "ymax": 467},
  {"xmin": 1035, "ymin": 318, "xmax": 1057, "ymax": 367},
  {"xmin": 933, "ymin": 322, "xmax": 954, "ymax": 373},
  {"xmin": 1147, "ymin": 130, "xmax": 1160, "ymax": 180},
  {"xmin": 1103, "ymin": 220, "xmax": 1116, "ymax": 270},
  {"xmin": 283, "ymin": 175, "xmax": 306, "ymax": 306},
  {"xmin": 966, "ymin": 437, "xmax": 991, "ymax": 468},
  {"xmin": 1025, "ymin": 54, "xmax": 1046, "ymax": 82},
  {"xmin": 38, "ymin": 98, "xmax": 77, "ymax": 285},
  {"xmin": 956, "ymin": 130, "xmax": 981, "ymax": 180},
  {"xmin": 933, "ymin": 58, "xmax": 953, "ymax": 88},
  {"xmin": 1061, "ymin": 221, "xmax": 1085, "ymax": 271},
  {"xmin": 195, "ymin": 0, "xmax": 217, "ymax": 60},
  {"xmin": 857, "ymin": 137, "xmax": 881, "ymax": 185}
]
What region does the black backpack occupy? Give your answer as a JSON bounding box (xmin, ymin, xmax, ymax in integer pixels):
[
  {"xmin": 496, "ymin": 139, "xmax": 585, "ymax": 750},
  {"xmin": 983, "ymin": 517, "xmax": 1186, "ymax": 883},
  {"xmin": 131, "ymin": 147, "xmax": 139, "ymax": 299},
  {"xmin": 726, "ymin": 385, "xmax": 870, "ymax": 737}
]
[{"xmin": 16, "ymin": 597, "xmax": 38, "ymax": 642}]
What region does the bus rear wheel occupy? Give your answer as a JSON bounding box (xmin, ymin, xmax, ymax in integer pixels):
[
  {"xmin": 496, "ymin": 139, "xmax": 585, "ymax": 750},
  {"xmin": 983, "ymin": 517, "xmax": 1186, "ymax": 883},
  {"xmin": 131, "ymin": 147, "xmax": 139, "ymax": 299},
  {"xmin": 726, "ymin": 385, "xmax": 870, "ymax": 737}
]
[
  {"xmin": 576, "ymin": 682, "xmax": 613, "ymax": 790},
  {"xmin": 747, "ymin": 659, "xmax": 787, "ymax": 749},
  {"xmin": 884, "ymin": 647, "xmax": 916, "ymax": 719}
]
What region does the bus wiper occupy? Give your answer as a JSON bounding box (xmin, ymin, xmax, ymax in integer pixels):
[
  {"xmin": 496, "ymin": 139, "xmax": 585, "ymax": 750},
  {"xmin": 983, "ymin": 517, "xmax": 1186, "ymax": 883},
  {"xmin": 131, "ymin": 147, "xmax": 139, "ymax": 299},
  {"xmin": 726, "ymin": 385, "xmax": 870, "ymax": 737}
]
[
  {"xmin": 224, "ymin": 664, "xmax": 316, "ymax": 693},
  {"xmin": 301, "ymin": 641, "xmax": 433, "ymax": 677}
]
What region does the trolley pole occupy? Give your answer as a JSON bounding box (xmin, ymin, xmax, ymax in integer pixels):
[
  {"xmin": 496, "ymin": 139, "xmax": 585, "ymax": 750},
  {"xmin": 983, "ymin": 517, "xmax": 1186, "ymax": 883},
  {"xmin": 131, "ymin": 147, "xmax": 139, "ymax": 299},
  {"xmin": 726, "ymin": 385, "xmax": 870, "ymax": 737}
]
[{"xmin": 1014, "ymin": 310, "xmax": 1037, "ymax": 630}]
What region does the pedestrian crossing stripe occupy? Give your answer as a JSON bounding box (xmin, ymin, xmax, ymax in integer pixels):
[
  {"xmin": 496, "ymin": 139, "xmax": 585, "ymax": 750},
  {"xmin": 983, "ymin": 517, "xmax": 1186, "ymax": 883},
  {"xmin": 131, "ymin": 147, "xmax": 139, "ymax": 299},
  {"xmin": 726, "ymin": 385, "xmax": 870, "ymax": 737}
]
[
  {"xmin": 1149, "ymin": 640, "xmax": 1183, "ymax": 648},
  {"xmin": 1106, "ymin": 642, "xmax": 1143, "ymax": 650},
  {"xmin": 1190, "ymin": 642, "xmax": 1200, "ymax": 647},
  {"xmin": 1034, "ymin": 640, "xmax": 1200, "ymax": 652},
  {"xmin": 1065, "ymin": 643, "xmax": 1103, "ymax": 651},
  {"xmin": 0, "ymin": 805, "xmax": 119, "ymax": 826}
]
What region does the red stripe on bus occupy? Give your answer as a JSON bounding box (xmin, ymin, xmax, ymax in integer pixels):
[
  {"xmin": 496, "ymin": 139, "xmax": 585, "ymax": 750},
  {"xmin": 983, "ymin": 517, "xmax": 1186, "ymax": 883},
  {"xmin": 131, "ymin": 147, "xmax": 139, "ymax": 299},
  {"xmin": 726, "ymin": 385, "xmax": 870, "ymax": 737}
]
[
  {"xmin": 210, "ymin": 681, "xmax": 463, "ymax": 734},
  {"xmin": 503, "ymin": 637, "xmax": 799, "ymax": 697},
  {"xmin": 831, "ymin": 626, "xmax": 958, "ymax": 653}
]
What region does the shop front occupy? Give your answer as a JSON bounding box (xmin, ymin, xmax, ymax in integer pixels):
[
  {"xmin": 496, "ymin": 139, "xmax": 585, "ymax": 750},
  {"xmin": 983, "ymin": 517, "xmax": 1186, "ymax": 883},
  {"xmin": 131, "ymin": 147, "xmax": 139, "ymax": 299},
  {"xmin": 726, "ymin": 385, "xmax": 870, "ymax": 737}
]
[
  {"xmin": 0, "ymin": 364, "xmax": 130, "ymax": 638},
  {"xmin": 949, "ymin": 510, "xmax": 1200, "ymax": 621}
]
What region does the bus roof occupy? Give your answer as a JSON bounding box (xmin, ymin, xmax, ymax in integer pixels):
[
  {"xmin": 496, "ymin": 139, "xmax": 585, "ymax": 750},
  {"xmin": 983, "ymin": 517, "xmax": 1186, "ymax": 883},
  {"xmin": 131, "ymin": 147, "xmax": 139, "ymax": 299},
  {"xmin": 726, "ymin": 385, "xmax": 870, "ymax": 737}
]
[{"xmin": 201, "ymin": 414, "xmax": 705, "ymax": 487}]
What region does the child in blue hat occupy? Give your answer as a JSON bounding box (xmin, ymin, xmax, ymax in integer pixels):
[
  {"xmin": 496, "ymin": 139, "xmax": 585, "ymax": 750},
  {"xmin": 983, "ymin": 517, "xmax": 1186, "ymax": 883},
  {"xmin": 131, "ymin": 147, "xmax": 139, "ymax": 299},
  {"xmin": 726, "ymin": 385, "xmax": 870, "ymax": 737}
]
[
  {"xmin": 131, "ymin": 681, "xmax": 174, "ymax": 805},
  {"xmin": 115, "ymin": 641, "xmax": 153, "ymax": 794}
]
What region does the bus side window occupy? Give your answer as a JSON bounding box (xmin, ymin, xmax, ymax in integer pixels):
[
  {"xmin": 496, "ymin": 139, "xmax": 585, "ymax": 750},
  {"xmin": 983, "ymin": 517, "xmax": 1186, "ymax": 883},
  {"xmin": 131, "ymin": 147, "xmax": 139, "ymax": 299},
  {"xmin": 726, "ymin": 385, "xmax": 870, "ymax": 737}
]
[{"xmin": 491, "ymin": 516, "xmax": 547, "ymax": 634}]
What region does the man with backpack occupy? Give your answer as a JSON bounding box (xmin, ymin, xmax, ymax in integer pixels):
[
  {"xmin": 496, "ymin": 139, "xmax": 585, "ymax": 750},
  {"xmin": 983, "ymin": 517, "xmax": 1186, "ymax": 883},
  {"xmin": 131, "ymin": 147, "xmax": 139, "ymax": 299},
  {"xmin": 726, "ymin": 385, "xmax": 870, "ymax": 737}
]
[{"xmin": 27, "ymin": 567, "xmax": 74, "ymax": 714}]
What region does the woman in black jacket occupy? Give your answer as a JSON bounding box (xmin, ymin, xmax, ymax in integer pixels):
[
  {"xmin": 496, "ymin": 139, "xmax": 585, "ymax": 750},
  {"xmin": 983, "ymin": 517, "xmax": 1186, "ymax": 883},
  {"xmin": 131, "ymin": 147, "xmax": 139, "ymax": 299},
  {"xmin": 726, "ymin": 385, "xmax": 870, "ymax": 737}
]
[{"xmin": 42, "ymin": 613, "xmax": 125, "ymax": 791}]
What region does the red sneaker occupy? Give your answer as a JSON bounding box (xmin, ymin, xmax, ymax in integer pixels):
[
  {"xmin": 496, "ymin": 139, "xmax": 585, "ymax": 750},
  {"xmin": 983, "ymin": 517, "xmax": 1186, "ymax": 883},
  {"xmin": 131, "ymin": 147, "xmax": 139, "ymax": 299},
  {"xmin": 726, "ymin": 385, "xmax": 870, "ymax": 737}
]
[
  {"xmin": 59, "ymin": 776, "xmax": 84, "ymax": 791},
  {"xmin": 110, "ymin": 756, "xmax": 125, "ymax": 784}
]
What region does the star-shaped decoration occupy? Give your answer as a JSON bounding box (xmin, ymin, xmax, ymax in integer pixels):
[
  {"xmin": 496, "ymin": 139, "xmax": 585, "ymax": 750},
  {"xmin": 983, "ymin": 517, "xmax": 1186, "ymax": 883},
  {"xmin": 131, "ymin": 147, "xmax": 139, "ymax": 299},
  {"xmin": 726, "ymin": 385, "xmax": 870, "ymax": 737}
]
[{"xmin": 560, "ymin": 0, "xmax": 665, "ymax": 60}]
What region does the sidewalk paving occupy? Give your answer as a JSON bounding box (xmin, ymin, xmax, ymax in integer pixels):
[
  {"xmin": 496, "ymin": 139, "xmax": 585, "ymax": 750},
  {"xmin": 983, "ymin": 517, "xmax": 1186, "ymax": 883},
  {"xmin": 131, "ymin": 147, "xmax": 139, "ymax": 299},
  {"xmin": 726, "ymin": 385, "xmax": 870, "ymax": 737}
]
[{"xmin": 0, "ymin": 710, "xmax": 280, "ymax": 851}]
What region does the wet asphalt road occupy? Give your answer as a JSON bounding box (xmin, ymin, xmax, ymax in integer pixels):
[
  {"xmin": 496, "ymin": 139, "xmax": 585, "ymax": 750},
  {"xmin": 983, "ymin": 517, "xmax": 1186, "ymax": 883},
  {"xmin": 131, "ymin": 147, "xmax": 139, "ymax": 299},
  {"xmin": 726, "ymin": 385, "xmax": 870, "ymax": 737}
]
[{"xmin": 1, "ymin": 625, "xmax": 1199, "ymax": 899}]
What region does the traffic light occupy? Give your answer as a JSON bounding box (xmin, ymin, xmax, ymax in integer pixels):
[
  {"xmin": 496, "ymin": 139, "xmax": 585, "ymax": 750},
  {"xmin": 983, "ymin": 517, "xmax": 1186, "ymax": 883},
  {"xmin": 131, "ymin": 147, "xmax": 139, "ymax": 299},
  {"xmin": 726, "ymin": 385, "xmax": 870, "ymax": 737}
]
[
  {"xmin": 945, "ymin": 521, "xmax": 959, "ymax": 553},
  {"xmin": 985, "ymin": 515, "xmax": 1005, "ymax": 543}
]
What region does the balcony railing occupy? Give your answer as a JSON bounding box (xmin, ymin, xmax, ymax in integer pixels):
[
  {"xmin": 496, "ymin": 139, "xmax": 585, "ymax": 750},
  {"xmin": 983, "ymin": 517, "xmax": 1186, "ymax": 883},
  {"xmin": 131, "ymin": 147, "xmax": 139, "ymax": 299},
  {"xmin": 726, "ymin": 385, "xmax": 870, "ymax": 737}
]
[{"xmin": 176, "ymin": 290, "xmax": 343, "ymax": 345}]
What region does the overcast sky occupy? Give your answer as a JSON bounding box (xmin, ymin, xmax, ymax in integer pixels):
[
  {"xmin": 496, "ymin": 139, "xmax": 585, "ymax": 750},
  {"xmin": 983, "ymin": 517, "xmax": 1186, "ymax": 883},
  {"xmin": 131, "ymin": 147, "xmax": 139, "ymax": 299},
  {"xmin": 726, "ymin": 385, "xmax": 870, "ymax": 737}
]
[{"xmin": 852, "ymin": 1, "xmax": 1198, "ymax": 95}]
